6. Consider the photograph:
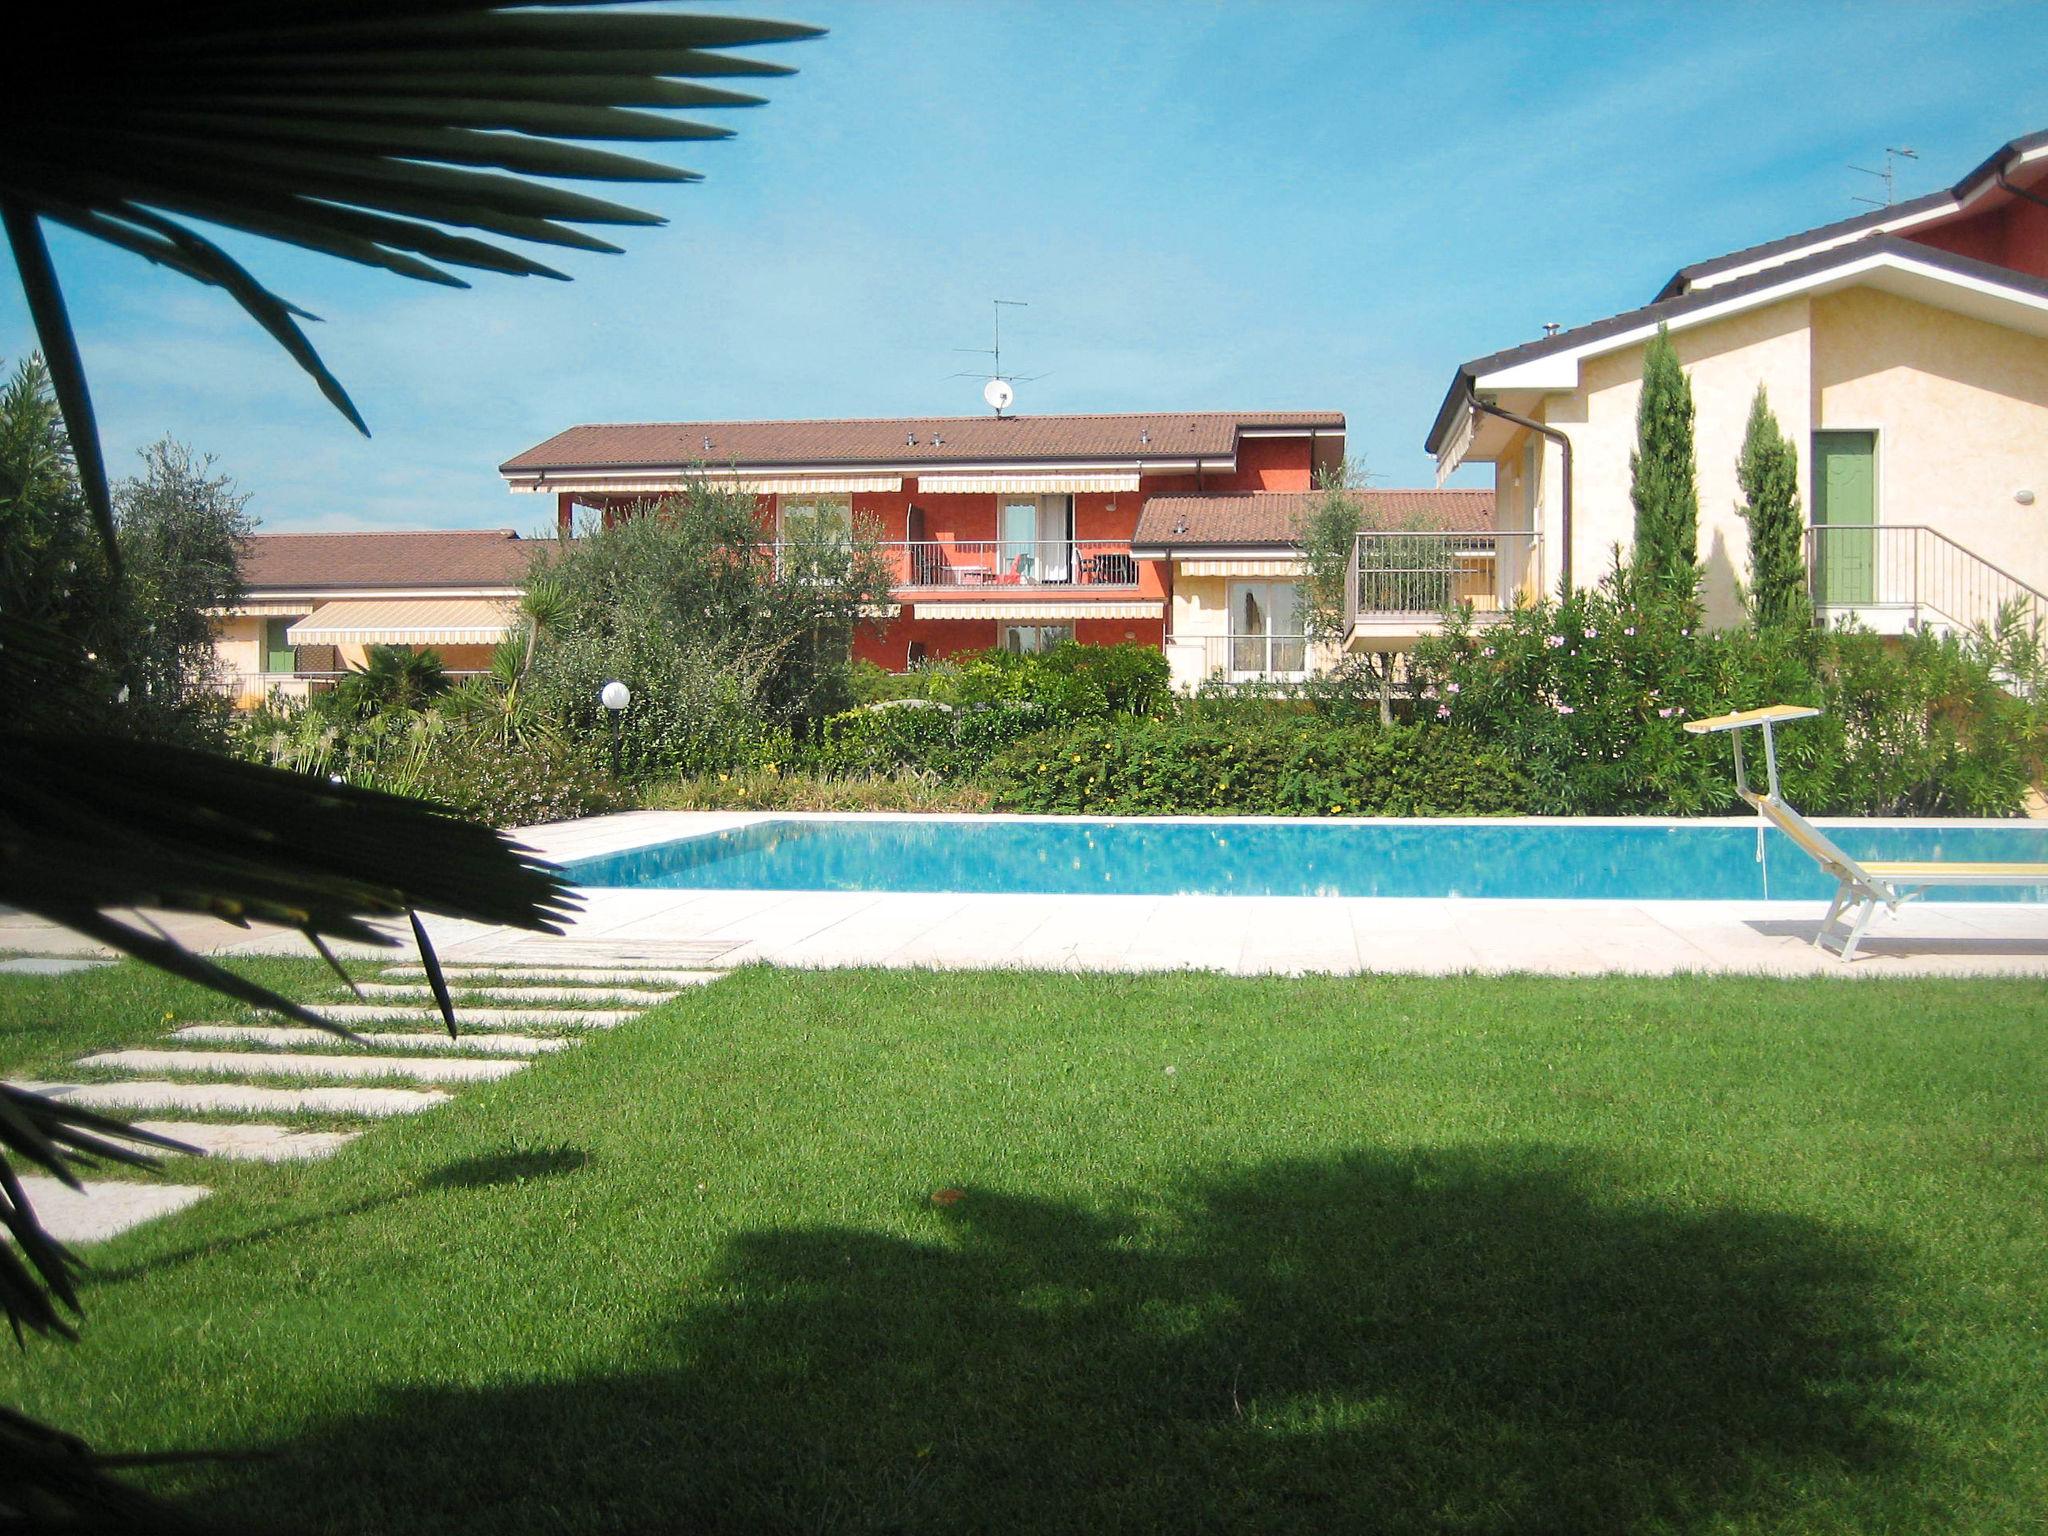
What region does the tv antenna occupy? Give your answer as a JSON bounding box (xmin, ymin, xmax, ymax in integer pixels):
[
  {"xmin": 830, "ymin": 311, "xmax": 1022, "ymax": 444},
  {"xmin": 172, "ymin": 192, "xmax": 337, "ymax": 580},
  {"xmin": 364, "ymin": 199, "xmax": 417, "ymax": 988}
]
[
  {"xmin": 1849, "ymin": 145, "xmax": 1918, "ymax": 209},
  {"xmin": 950, "ymin": 298, "xmax": 1047, "ymax": 416}
]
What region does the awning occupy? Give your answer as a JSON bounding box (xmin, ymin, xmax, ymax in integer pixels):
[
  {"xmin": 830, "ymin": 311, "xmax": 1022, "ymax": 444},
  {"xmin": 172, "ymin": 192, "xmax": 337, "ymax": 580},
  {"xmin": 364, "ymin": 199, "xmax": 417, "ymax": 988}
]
[
  {"xmin": 1435, "ymin": 400, "xmax": 1478, "ymax": 485},
  {"xmin": 217, "ymin": 601, "xmax": 314, "ymax": 618},
  {"xmin": 913, "ymin": 472, "xmax": 1141, "ymax": 495},
  {"xmin": 287, "ymin": 598, "xmax": 518, "ymax": 647},
  {"xmin": 514, "ymin": 474, "xmax": 903, "ymax": 496},
  {"xmin": 909, "ymin": 599, "xmax": 1163, "ymax": 621},
  {"xmin": 1175, "ymin": 557, "xmax": 1307, "ymax": 578}
]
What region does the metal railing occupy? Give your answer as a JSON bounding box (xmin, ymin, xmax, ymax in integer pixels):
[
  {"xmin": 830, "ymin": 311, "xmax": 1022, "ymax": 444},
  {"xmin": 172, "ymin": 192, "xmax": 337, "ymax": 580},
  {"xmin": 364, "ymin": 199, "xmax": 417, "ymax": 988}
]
[
  {"xmin": 1346, "ymin": 530, "xmax": 1541, "ymax": 621},
  {"xmin": 1191, "ymin": 633, "xmax": 1311, "ymax": 681},
  {"xmin": 1806, "ymin": 524, "xmax": 2048, "ymax": 639},
  {"xmin": 214, "ymin": 669, "xmax": 490, "ymax": 704},
  {"xmin": 757, "ymin": 538, "xmax": 1139, "ymax": 590},
  {"xmin": 883, "ymin": 539, "xmax": 1139, "ymax": 590}
]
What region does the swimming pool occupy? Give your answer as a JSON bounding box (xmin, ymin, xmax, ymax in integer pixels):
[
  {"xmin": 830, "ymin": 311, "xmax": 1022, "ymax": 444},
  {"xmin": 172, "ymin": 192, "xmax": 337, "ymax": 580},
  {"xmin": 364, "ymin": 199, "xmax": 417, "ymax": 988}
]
[{"xmin": 560, "ymin": 817, "xmax": 2048, "ymax": 902}]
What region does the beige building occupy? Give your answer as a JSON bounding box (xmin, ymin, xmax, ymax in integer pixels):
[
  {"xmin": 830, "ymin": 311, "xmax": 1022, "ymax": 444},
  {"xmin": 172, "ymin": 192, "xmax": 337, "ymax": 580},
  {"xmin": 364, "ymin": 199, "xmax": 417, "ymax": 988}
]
[
  {"xmin": 212, "ymin": 529, "xmax": 541, "ymax": 707},
  {"xmin": 1131, "ymin": 489, "xmax": 1499, "ymax": 690},
  {"xmin": 1427, "ymin": 128, "xmax": 2048, "ymax": 635}
]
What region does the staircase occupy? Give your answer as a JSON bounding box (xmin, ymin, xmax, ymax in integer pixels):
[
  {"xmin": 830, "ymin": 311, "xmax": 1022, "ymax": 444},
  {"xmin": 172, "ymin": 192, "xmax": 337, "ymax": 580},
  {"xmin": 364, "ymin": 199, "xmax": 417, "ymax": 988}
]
[{"xmin": 1805, "ymin": 524, "xmax": 2048, "ymax": 648}]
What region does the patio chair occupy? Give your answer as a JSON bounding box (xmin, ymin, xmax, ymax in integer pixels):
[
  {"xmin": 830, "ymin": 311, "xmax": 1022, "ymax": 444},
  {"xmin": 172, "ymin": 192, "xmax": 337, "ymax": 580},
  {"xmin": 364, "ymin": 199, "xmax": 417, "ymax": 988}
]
[{"xmin": 1685, "ymin": 704, "xmax": 2048, "ymax": 961}]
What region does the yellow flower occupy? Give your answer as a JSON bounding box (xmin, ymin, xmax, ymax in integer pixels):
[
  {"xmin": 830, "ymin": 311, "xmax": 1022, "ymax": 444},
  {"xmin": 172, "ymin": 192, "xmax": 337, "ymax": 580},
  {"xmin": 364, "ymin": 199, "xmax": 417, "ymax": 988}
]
[
  {"xmin": 766, "ymin": 763, "xmax": 780, "ymax": 775},
  {"xmin": 718, "ymin": 773, "xmax": 730, "ymax": 783},
  {"xmin": 1038, "ymin": 763, "xmax": 1048, "ymax": 774},
  {"xmin": 1070, "ymin": 754, "xmax": 1082, "ymax": 763},
  {"xmin": 1331, "ymin": 804, "xmax": 1343, "ymax": 813}
]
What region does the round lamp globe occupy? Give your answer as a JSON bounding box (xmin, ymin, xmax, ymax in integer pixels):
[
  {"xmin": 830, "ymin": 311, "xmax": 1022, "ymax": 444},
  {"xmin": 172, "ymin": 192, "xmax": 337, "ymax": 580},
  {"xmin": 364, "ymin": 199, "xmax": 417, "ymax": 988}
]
[{"xmin": 600, "ymin": 680, "xmax": 631, "ymax": 712}]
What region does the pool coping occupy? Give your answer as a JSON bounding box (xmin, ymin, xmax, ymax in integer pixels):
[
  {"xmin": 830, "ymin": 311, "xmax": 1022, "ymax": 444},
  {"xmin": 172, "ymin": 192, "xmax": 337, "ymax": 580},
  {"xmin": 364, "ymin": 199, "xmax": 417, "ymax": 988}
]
[{"xmin": 17, "ymin": 811, "xmax": 2041, "ymax": 980}]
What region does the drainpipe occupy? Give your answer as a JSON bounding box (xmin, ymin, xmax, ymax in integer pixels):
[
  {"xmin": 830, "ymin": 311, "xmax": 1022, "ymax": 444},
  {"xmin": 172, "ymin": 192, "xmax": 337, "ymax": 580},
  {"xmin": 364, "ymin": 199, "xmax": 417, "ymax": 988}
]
[{"xmin": 1468, "ymin": 398, "xmax": 1574, "ymax": 596}]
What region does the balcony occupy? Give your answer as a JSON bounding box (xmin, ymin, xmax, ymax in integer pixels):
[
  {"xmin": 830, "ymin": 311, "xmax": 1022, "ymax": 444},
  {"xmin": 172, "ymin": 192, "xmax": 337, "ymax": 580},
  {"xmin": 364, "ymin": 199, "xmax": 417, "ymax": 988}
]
[
  {"xmin": 1187, "ymin": 632, "xmax": 1312, "ymax": 683},
  {"xmin": 1344, "ymin": 530, "xmax": 1540, "ymax": 645},
  {"xmin": 215, "ymin": 669, "xmax": 490, "ymax": 707},
  {"xmin": 763, "ymin": 539, "xmax": 1140, "ymax": 593}
]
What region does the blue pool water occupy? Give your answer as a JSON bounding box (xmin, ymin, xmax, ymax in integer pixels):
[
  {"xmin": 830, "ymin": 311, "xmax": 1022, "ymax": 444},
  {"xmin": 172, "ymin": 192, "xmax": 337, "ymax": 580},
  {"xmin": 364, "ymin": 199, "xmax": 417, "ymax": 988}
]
[{"xmin": 561, "ymin": 818, "xmax": 2048, "ymax": 902}]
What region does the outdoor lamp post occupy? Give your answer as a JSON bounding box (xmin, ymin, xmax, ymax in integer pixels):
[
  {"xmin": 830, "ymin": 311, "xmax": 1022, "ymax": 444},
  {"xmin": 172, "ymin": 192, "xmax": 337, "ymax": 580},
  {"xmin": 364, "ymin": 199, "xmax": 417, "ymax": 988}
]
[{"xmin": 600, "ymin": 679, "xmax": 630, "ymax": 777}]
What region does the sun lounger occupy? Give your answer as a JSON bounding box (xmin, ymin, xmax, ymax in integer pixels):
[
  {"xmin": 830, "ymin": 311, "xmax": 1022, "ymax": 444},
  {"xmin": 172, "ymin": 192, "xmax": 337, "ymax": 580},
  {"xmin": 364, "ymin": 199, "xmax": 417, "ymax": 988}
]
[{"xmin": 1685, "ymin": 704, "xmax": 2048, "ymax": 961}]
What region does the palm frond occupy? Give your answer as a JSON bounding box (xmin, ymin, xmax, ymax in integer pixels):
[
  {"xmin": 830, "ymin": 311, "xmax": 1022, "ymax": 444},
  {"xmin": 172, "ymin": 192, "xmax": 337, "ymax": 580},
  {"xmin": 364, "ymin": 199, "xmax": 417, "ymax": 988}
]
[{"xmin": 2, "ymin": 1, "xmax": 821, "ymax": 523}]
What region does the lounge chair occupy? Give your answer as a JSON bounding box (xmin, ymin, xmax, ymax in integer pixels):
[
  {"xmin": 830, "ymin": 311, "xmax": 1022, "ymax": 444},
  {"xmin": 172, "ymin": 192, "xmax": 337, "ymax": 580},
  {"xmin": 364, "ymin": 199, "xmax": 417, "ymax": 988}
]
[{"xmin": 1685, "ymin": 703, "xmax": 2048, "ymax": 961}]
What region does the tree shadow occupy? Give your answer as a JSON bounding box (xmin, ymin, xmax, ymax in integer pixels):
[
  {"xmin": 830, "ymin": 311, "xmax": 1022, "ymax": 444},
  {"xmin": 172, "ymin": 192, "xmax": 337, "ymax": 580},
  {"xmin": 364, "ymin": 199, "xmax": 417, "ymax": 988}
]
[
  {"xmin": 421, "ymin": 1146, "xmax": 590, "ymax": 1191},
  {"xmin": 188, "ymin": 1145, "xmax": 1922, "ymax": 1534}
]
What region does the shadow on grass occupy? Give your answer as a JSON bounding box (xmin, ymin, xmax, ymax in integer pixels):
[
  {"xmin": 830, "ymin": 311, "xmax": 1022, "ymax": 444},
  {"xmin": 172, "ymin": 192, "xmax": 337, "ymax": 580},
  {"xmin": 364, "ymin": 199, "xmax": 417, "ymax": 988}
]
[
  {"xmin": 421, "ymin": 1146, "xmax": 590, "ymax": 1190},
  {"xmin": 192, "ymin": 1146, "xmax": 1919, "ymax": 1534}
]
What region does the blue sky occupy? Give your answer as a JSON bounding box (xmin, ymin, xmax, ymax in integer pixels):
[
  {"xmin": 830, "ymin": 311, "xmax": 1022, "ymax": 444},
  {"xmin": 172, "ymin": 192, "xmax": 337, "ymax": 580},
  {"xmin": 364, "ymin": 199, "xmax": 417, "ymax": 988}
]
[{"xmin": 2, "ymin": 1, "xmax": 2041, "ymax": 531}]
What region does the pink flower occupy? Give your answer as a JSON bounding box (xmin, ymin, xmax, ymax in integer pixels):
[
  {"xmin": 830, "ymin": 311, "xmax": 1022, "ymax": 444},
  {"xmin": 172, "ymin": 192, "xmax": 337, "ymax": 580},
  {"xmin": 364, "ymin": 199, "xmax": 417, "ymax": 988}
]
[
  {"xmin": 1557, "ymin": 703, "xmax": 1575, "ymax": 715},
  {"xmin": 1446, "ymin": 682, "xmax": 1461, "ymax": 694},
  {"xmin": 1544, "ymin": 634, "xmax": 1565, "ymax": 649},
  {"xmin": 1437, "ymin": 704, "xmax": 1452, "ymax": 719},
  {"xmin": 1624, "ymin": 626, "xmax": 1636, "ymax": 637},
  {"xmin": 1657, "ymin": 706, "xmax": 1676, "ymax": 718},
  {"xmin": 1585, "ymin": 627, "xmax": 1598, "ymax": 639}
]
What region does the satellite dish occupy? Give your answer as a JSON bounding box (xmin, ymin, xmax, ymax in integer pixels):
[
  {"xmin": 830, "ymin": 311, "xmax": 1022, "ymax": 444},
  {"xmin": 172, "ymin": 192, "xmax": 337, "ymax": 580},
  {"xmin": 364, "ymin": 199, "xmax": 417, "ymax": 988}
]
[{"xmin": 983, "ymin": 378, "xmax": 1014, "ymax": 413}]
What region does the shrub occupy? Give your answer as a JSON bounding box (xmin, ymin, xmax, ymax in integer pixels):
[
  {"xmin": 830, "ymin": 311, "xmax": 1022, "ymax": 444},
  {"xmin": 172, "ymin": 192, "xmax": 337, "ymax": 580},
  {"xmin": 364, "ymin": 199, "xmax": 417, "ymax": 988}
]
[
  {"xmin": 811, "ymin": 699, "xmax": 1054, "ymax": 781},
  {"xmin": 642, "ymin": 768, "xmax": 993, "ymax": 813},
  {"xmin": 1409, "ymin": 579, "xmax": 2033, "ymax": 817},
  {"xmin": 411, "ymin": 738, "xmax": 627, "ymax": 828},
  {"xmin": 983, "ymin": 715, "xmax": 1528, "ymax": 817}
]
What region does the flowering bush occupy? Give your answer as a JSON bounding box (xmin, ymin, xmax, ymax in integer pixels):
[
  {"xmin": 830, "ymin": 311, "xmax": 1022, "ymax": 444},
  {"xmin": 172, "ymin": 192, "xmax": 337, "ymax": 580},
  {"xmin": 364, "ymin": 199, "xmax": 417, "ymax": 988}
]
[
  {"xmin": 1409, "ymin": 581, "xmax": 2033, "ymax": 815},
  {"xmin": 982, "ymin": 716, "xmax": 1527, "ymax": 817}
]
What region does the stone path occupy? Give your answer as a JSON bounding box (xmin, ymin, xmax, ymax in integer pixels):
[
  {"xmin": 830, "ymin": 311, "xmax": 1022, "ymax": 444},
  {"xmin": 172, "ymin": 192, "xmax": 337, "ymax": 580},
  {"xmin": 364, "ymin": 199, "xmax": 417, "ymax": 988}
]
[{"xmin": 7, "ymin": 956, "xmax": 714, "ymax": 1245}]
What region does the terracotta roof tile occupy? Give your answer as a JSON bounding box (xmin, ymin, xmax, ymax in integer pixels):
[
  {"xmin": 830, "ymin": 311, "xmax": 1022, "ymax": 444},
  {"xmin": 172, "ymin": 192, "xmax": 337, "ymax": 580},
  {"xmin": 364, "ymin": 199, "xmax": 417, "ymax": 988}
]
[
  {"xmin": 1133, "ymin": 490, "xmax": 1494, "ymax": 548},
  {"xmin": 500, "ymin": 410, "xmax": 1344, "ymax": 475},
  {"xmin": 239, "ymin": 529, "xmax": 541, "ymax": 593}
]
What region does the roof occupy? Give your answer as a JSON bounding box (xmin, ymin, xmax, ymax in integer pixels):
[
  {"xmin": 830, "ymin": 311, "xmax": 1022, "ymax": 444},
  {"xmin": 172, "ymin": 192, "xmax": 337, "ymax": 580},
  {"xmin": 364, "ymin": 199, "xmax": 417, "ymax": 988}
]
[
  {"xmin": 500, "ymin": 410, "xmax": 1345, "ymax": 476},
  {"xmin": 239, "ymin": 529, "xmax": 541, "ymax": 593},
  {"xmin": 1655, "ymin": 127, "xmax": 2048, "ymax": 300},
  {"xmin": 1133, "ymin": 489, "xmax": 1495, "ymax": 549},
  {"xmin": 1425, "ymin": 235, "xmax": 2048, "ymax": 453}
]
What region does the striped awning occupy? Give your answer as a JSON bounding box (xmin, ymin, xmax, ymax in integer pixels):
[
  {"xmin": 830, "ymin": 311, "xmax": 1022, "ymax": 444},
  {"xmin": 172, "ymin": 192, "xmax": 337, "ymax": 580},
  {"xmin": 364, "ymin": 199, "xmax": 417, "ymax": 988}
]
[
  {"xmin": 287, "ymin": 598, "xmax": 518, "ymax": 647},
  {"xmin": 1435, "ymin": 401, "xmax": 1479, "ymax": 485},
  {"xmin": 910, "ymin": 599, "xmax": 1163, "ymax": 621},
  {"xmin": 218, "ymin": 601, "xmax": 315, "ymax": 618},
  {"xmin": 913, "ymin": 472, "xmax": 1141, "ymax": 495},
  {"xmin": 1176, "ymin": 557, "xmax": 1307, "ymax": 578}
]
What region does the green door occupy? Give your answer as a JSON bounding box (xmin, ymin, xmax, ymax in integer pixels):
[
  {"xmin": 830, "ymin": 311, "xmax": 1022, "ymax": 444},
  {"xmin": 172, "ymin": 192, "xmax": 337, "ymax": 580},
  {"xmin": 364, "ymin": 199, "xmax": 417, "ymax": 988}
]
[
  {"xmin": 263, "ymin": 618, "xmax": 298, "ymax": 675},
  {"xmin": 1812, "ymin": 431, "xmax": 1876, "ymax": 607}
]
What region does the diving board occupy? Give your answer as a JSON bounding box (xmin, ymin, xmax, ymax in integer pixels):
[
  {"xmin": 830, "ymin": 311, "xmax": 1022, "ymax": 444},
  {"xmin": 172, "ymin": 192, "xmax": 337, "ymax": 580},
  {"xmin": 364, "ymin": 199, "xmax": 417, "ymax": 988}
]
[{"xmin": 1686, "ymin": 704, "xmax": 2048, "ymax": 961}]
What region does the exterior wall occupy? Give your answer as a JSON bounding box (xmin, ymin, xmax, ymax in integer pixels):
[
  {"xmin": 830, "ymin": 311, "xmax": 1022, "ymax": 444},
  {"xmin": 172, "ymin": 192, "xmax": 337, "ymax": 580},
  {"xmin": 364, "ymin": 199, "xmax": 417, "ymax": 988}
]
[
  {"xmin": 546, "ymin": 430, "xmax": 1325, "ymax": 674},
  {"xmin": 1811, "ymin": 287, "xmax": 2048, "ymax": 595},
  {"xmin": 1532, "ymin": 294, "xmax": 1814, "ymax": 626},
  {"xmin": 212, "ymin": 615, "xmax": 267, "ymax": 681},
  {"xmin": 1907, "ymin": 196, "xmax": 2048, "ymax": 283}
]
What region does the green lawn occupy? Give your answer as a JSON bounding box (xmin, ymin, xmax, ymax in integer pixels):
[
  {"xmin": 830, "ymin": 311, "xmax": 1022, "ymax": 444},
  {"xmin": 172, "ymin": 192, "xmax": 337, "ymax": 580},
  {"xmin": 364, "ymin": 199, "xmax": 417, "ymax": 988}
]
[{"xmin": 4, "ymin": 961, "xmax": 2045, "ymax": 1533}]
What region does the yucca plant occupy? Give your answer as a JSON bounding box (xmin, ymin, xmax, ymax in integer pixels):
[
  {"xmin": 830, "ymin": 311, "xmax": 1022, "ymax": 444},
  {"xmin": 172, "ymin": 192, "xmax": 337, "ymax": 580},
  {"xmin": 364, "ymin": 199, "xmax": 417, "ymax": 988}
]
[{"xmin": 1, "ymin": 1, "xmax": 818, "ymax": 1519}]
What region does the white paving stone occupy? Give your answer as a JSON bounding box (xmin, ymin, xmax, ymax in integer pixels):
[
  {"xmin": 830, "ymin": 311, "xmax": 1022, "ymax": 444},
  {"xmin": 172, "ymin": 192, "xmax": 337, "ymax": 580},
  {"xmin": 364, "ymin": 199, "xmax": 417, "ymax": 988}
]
[
  {"xmin": 350, "ymin": 981, "xmax": 677, "ymax": 1005},
  {"xmin": 131, "ymin": 1120, "xmax": 362, "ymax": 1162},
  {"xmin": 311, "ymin": 1004, "xmax": 639, "ymax": 1029},
  {"xmin": 173, "ymin": 1024, "xmax": 571, "ymax": 1056},
  {"xmin": 17, "ymin": 1176, "xmax": 209, "ymax": 1243},
  {"xmin": 22, "ymin": 1079, "xmax": 449, "ymax": 1117},
  {"xmin": 380, "ymin": 965, "xmax": 723, "ymax": 986},
  {"xmin": 80, "ymin": 1049, "xmax": 526, "ymax": 1085}
]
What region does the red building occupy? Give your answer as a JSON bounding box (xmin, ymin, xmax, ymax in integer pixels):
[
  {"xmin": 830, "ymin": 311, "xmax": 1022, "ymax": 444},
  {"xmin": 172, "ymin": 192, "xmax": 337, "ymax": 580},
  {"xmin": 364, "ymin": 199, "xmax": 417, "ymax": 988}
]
[{"xmin": 499, "ymin": 410, "xmax": 1344, "ymax": 669}]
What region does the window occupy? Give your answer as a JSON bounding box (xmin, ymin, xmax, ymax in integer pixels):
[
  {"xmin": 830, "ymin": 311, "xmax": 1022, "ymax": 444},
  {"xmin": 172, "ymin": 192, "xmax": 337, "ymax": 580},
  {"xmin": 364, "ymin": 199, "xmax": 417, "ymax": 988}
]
[
  {"xmin": 998, "ymin": 494, "xmax": 1073, "ymax": 583},
  {"xmin": 779, "ymin": 492, "xmax": 853, "ymax": 543},
  {"xmin": 1001, "ymin": 624, "xmax": 1073, "ymax": 655},
  {"xmin": 1228, "ymin": 581, "xmax": 1305, "ymax": 677}
]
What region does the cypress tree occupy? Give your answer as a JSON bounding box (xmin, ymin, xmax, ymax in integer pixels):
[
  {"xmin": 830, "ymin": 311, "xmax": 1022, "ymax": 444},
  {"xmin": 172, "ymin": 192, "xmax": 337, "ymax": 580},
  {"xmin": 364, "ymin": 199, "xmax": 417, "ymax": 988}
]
[
  {"xmin": 1628, "ymin": 324, "xmax": 1700, "ymax": 603},
  {"xmin": 1736, "ymin": 384, "xmax": 1809, "ymax": 630}
]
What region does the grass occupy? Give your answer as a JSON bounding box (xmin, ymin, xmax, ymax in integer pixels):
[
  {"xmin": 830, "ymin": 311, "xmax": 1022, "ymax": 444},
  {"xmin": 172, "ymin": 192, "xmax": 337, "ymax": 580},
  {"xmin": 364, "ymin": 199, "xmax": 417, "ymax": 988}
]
[{"xmin": 3, "ymin": 961, "xmax": 2046, "ymax": 1533}]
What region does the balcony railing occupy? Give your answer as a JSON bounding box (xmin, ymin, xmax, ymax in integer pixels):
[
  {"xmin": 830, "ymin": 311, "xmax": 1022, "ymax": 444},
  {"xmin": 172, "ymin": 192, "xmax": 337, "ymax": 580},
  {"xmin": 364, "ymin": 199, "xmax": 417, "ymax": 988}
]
[
  {"xmin": 214, "ymin": 669, "xmax": 491, "ymax": 704},
  {"xmin": 1190, "ymin": 632, "xmax": 1311, "ymax": 682},
  {"xmin": 1346, "ymin": 530, "xmax": 1541, "ymax": 621},
  {"xmin": 1806, "ymin": 523, "xmax": 2048, "ymax": 639},
  {"xmin": 762, "ymin": 539, "xmax": 1139, "ymax": 591}
]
